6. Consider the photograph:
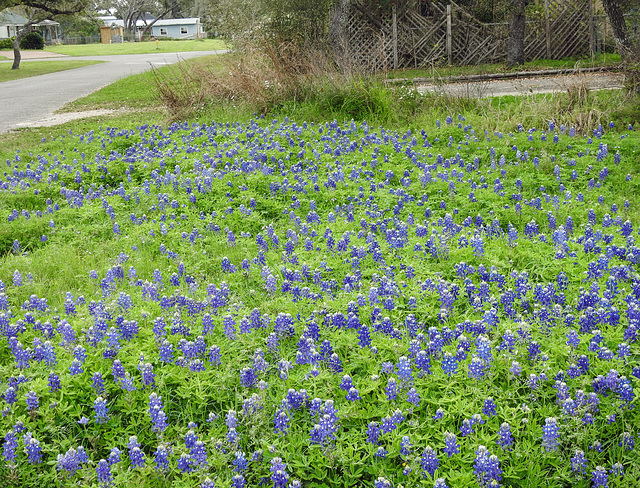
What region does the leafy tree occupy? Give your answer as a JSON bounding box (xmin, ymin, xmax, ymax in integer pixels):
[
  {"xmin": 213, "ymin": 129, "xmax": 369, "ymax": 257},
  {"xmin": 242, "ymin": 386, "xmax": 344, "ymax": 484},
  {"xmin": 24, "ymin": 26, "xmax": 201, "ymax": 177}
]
[
  {"xmin": 0, "ymin": 0, "xmax": 90, "ymax": 69},
  {"xmin": 601, "ymin": 0, "xmax": 639, "ymax": 93}
]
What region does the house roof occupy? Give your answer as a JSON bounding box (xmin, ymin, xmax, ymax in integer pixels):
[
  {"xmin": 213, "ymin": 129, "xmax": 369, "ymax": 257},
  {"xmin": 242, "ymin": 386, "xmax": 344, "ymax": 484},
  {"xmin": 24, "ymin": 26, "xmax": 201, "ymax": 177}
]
[
  {"xmin": 151, "ymin": 18, "xmax": 200, "ymax": 27},
  {"xmin": 0, "ymin": 9, "xmax": 28, "ymax": 26}
]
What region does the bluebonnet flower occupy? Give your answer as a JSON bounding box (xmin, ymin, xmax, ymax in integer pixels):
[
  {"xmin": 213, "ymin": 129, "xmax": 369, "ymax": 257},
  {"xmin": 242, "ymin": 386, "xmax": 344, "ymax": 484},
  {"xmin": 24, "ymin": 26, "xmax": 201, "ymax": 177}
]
[
  {"xmin": 366, "ymin": 422, "xmax": 379, "ymax": 445},
  {"xmin": 407, "ymin": 387, "xmax": 420, "ymax": 406},
  {"xmin": 441, "ymin": 352, "xmax": 458, "ymax": 376},
  {"xmin": 94, "ymin": 397, "xmax": 109, "ymax": 424},
  {"xmin": 177, "ymin": 453, "xmax": 193, "ymax": 473},
  {"xmin": 107, "ymin": 447, "xmax": 121, "ymax": 466},
  {"xmin": 434, "ymin": 479, "xmax": 449, "ymax": 488},
  {"xmin": 339, "ymin": 375, "xmax": 354, "ymax": 391},
  {"xmin": 274, "ymin": 409, "xmax": 291, "ymax": 435},
  {"xmin": 473, "ymin": 445, "xmax": 502, "ymax": 486},
  {"xmin": 374, "ymin": 477, "xmax": 392, "ymax": 488},
  {"xmin": 231, "ymin": 474, "xmax": 245, "ymax": 488},
  {"xmin": 154, "ymin": 445, "xmax": 170, "ymax": 472},
  {"xmin": 2, "ymin": 431, "xmax": 18, "ymax": 464},
  {"xmin": 190, "ymin": 440, "xmax": 208, "ymax": 467},
  {"xmin": 468, "ymin": 356, "xmax": 486, "ymax": 380},
  {"xmin": 542, "ymin": 417, "xmax": 559, "ymax": 452},
  {"xmin": 346, "ymin": 387, "xmax": 361, "ymax": 401},
  {"xmin": 460, "ymin": 418, "xmax": 474, "ymax": 437},
  {"xmin": 270, "ymin": 457, "xmax": 289, "ymax": 488},
  {"xmin": 128, "ymin": 436, "xmax": 145, "ymax": 468},
  {"xmin": 96, "ymin": 459, "xmax": 113, "ymax": 487},
  {"xmin": 619, "ymin": 432, "xmax": 634, "ymax": 450},
  {"xmin": 483, "ymin": 397, "xmax": 497, "ymax": 417},
  {"xmin": 570, "ymin": 449, "xmax": 587, "ymax": 474},
  {"xmin": 421, "ymin": 446, "xmax": 440, "ymax": 477},
  {"xmin": 443, "ymin": 432, "xmax": 459, "ymax": 457},
  {"xmin": 610, "ymin": 462, "xmax": 624, "ymax": 477},
  {"xmin": 400, "ymin": 435, "xmax": 412, "ymax": 456},
  {"xmin": 396, "ymin": 356, "xmax": 414, "ymax": 385},
  {"xmin": 374, "ymin": 446, "xmax": 387, "ymax": 458},
  {"xmin": 433, "ymin": 408, "xmax": 444, "ymax": 421},
  {"xmin": 591, "ymin": 466, "xmax": 608, "ymax": 488},
  {"xmin": 25, "ymin": 390, "xmax": 39, "ymax": 411},
  {"xmin": 24, "ymin": 432, "xmax": 42, "ymax": 464},
  {"xmin": 385, "ymin": 377, "xmax": 398, "ymax": 401},
  {"xmin": 497, "ymin": 422, "xmax": 514, "ymax": 451},
  {"xmin": 91, "ymin": 372, "xmax": 105, "ymax": 394}
]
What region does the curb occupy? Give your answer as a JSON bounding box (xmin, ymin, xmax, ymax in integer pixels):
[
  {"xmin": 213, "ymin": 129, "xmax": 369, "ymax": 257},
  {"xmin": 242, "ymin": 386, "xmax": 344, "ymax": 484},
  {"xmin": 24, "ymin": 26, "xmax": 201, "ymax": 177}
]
[{"xmin": 385, "ymin": 66, "xmax": 623, "ymax": 85}]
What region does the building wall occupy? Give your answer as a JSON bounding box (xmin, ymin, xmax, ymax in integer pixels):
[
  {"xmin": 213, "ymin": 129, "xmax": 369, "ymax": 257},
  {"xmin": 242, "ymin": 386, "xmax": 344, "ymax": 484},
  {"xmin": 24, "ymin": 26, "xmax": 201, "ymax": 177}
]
[
  {"xmin": 1, "ymin": 24, "xmax": 18, "ymax": 39},
  {"xmin": 151, "ymin": 22, "xmax": 201, "ymax": 39}
]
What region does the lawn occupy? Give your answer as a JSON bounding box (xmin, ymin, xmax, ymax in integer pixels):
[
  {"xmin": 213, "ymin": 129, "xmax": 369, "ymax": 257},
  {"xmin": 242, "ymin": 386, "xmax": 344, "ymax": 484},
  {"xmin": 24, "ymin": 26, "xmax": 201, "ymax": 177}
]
[
  {"xmin": 0, "ymin": 55, "xmax": 639, "ymax": 488},
  {"xmin": 45, "ymin": 39, "xmax": 229, "ymax": 57},
  {"xmin": 0, "ymin": 60, "xmax": 104, "ymax": 82}
]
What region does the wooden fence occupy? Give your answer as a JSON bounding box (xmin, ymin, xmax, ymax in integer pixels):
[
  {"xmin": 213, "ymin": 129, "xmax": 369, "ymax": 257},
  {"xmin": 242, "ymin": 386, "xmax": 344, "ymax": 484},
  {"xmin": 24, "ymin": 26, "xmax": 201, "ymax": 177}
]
[{"xmin": 345, "ymin": 0, "xmax": 614, "ymax": 70}]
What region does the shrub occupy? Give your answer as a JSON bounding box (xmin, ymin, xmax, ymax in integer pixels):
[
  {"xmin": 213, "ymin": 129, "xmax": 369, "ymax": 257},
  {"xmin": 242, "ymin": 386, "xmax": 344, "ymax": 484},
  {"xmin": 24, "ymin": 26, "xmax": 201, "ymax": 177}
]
[
  {"xmin": 0, "ymin": 37, "xmax": 15, "ymax": 50},
  {"xmin": 20, "ymin": 32, "xmax": 45, "ymax": 50}
]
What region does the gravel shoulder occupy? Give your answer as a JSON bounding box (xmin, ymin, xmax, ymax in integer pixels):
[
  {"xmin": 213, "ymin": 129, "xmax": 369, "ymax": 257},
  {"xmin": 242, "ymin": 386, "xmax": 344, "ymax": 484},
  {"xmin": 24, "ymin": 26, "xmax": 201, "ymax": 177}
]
[{"xmin": 415, "ymin": 72, "xmax": 625, "ymax": 98}]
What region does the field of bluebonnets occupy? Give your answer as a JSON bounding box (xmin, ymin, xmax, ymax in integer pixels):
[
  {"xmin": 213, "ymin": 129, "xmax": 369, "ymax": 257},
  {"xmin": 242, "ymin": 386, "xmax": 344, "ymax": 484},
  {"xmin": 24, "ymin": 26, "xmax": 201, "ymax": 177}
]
[{"xmin": 1, "ymin": 112, "xmax": 639, "ymax": 488}]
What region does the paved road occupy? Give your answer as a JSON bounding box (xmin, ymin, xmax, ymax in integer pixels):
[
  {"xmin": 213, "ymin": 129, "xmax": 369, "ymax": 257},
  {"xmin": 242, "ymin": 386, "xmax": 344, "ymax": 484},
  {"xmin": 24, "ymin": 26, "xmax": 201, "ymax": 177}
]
[
  {"xmin": 416, "ymin": 72, "xmax": 625, "ymax": 98},
  {"xmin": 0, "ymin": 50, "xmax": 226, "ymax": 134}
]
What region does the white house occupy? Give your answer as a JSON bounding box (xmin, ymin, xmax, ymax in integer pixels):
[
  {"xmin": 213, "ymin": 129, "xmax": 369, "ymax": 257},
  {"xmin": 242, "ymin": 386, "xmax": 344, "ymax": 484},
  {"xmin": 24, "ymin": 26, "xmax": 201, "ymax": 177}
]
[
  {"xmin": 0, "ymin": 9, "xmax": 61, "ymax": 44},
  {"xmin": 0, "ymin": 9, "xmax": 28, "ymax": 39},
  {"xmin": 151, "ymin": 18, "xmax": 204, "ymax": 39},
  {"xmin": 106, "ymin": 17, "xmax": 205, "ymax": 40}
]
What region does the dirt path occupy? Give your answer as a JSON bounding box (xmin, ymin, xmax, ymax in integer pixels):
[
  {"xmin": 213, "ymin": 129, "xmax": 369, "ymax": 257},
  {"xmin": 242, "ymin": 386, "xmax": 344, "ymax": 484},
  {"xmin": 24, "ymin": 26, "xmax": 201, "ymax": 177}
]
[{"xmin": 415, "ymin": 71, "xmax": 625, "ymax": 97}]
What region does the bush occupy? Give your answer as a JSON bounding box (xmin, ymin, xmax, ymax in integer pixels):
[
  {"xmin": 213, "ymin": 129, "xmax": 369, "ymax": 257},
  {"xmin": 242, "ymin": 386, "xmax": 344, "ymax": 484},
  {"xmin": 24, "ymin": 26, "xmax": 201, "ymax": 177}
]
[
  {"xmin": 20, "ymin": 32, "xmax": 45, "ymax": 50},
  {"xmin": 0, "ymin": 37, "xmax": 14, "ymax": 50}
]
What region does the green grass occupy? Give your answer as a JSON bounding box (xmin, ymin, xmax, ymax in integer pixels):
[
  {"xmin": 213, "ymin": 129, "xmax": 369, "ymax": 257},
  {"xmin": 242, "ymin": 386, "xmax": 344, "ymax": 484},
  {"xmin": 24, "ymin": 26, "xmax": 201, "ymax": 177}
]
[
  {"xmin": 387, "ymin": 53, "xmax": 622, "ymax": 81},
  {"xmin": 0, "ymin": 59, "xmax": 104, "ymax": 82},
  {"xmin": 44, "ymin": 38, "xmax": 229, "ymax": 57},
  {"xmin": 0, "ymin": 53, "xmax": 640, "ymax": 488},
  {"xmin": 62, "ymin": 52, "xmax": 231, "ymax": 112}
]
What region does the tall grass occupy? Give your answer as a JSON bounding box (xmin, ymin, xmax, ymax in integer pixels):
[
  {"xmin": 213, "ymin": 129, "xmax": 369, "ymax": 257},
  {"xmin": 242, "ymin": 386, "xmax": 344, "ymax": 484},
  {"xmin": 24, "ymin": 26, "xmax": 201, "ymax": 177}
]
[{"xmin": 152, "ymin": 43, "xmax": 639, "ymax": 132}]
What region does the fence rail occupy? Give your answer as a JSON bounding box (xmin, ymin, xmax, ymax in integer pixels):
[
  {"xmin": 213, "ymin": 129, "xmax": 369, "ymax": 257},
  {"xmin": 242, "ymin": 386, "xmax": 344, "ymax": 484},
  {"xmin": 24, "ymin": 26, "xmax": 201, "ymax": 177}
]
[{"xmin": 345, "ymin": 0, "xmax": 620, "ymax": 71}]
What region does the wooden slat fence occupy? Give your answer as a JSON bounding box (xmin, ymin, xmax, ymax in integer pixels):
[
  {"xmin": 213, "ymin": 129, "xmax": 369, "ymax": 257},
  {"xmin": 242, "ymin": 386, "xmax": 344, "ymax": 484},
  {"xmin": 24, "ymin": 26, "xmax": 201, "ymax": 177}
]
[{"xmin": 345, "ymin": 0, "xmax": 606, "ymax": 70}]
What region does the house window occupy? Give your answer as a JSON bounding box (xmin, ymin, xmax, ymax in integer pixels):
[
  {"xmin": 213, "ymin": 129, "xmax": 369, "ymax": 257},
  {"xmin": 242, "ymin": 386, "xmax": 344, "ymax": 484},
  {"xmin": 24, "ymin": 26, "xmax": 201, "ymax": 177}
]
[
  {"xmin": 159, "ymin": 27, "xmax": 167, "ymax": 35},
  {"xmin": 180, "ymin": 27, "xmax": 188, "ymax": 34}
]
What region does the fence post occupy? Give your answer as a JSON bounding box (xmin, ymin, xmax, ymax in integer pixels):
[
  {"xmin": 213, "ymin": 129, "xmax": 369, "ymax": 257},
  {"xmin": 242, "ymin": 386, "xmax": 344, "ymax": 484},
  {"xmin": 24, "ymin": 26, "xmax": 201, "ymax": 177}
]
[
  {"xmin": 446, "ymin": 4, "xmax": 452, "ymax": 65},
  {"xmin": 392, "ymin": 3, "xmax": 398, "ymax": 69},
  {"xmin": 589, "ymin": 0, "xmax": 595, "ymax": 56},
  {"xmin": 545, "ymin": 0, "xmax": 551, "ymax": 59}
]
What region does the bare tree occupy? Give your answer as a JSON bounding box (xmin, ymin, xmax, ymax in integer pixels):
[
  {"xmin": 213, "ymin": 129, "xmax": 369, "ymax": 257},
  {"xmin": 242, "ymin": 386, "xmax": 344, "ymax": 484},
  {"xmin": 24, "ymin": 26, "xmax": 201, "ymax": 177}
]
[
  {"xmin": 0, "ymin": 0, "xmax": 90, "ymax": 69},
  {"xmin": 601, "ymin": 0, "xmax": 639, "ymax": 93}
]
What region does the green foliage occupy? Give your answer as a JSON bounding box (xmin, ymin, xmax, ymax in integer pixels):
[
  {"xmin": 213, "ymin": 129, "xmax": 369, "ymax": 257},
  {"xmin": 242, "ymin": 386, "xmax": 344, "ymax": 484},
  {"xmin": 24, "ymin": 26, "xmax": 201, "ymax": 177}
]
[
  {"xmin": 0, "ymin": 37, "xmax": 14, "ymax": 49},
  {"xmin": 0, "ymin": 97, "xmax": 640, "ymax": 487},
  {"xmin": 19, "ymin": 31, "xmax": 44, "ymax": 50}
]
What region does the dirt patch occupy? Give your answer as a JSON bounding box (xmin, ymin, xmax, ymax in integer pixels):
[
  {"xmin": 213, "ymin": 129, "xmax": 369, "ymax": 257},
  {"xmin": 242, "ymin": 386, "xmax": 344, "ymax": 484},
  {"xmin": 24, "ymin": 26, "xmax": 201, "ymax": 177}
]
[
  {"xmin": 0, "ymin": 50, "xmax": 68, "ymax": 60},
  {"xmin": 12, "ymin": 109, "xmax": 119, "ymax": 129}
]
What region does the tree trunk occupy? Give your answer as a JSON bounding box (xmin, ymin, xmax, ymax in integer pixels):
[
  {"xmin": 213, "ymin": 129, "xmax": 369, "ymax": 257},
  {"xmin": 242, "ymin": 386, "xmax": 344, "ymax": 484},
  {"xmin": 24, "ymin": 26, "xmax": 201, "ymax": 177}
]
[
  {"xmin": 11, "ymin": 37, "xmax": 22, "ymax": 70},
  {"xmin": 11, "ymin": 22, "xmax": 33, "ymax": 70},
  {"xmin": 507, "ymin": 0, "xmax": 527, "ymax": 67},
  {"xmin": 329, "ymin": 0, "xmax": 351, "ymax": 70},
  {"xmin": 601, "ymin": 0, "xmax": 640, "ymax": 93}
]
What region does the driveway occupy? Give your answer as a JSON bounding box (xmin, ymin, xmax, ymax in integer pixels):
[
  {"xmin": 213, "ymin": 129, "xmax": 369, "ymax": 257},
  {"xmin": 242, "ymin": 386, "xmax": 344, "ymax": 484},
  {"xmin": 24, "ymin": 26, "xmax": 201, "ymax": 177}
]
[
  {"xmin": 0, "ymin": 50, "xmax": 227, "ymax": 134},
  {"xmin": 415, "ymin": 71, "xmax": 625, "ymax": 98}
]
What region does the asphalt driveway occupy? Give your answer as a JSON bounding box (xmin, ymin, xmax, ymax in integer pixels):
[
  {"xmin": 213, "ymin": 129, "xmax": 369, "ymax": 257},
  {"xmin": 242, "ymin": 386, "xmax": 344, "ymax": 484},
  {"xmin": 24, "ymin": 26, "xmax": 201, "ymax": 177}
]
[{"xmin": 0, "ymin": 50, "xmax": 226, "ymax": 134}]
